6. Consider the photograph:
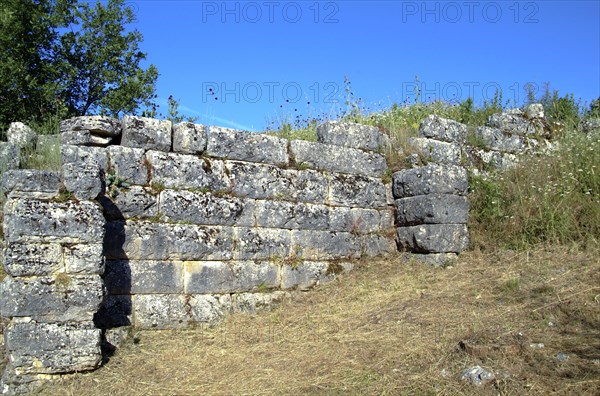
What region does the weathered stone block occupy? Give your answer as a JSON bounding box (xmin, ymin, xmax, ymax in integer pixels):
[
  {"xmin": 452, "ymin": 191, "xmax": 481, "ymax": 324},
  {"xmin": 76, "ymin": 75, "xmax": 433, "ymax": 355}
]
[
  {"xmin": 185, "ymin": 261, "xmax": 279, "ymax": 293},
  {"xmin": 121, "ymin": 116, "xmax": 172, "ymax": 151},
  {"xmin": 7, "ymin": 122, "xmax": 37, "ymax": 148},
  {"xmin": 0, "ymin": 170, "xmax": 61, "ymax": 198},
  {"xmin": 463, "ymin": 147, "xmax": 519, "ymax": 171},
  {"xmin": 159, "ymin": 190, "xmax": 254, "ymax": 226},
  {"xmin": 107, "ymin": 146, "xmax": 149, "ymax": 185},
  {"xmin": 102, "ymin": 186, "xmax": 158, "ymax": 219},
  {"xmin": 328, "ymin": 173, "xmax": 387, "ymax": 208},
  {"xmin": 290, "ymin": 140, "xmax": 387, "ymax": 177},
  {"xmin": 234, "ymin": 227, "xmax": 291, "ymax": 260},
  {"xmin": 280, "ymin": 261, "xmax": 331, "ymax": 290},
  {"xmin": 0, "ymin": 275, "xmax": 103, "ymax": 322},
  {"xmin": 361, "ymin": 234, "xmax": 397, "ymax": 257},
  {"xmin": 60, "ymin": 116, "xmax": 121, "ymax": 137},
  {"xmin": 349, "ymin": 208, "xmax": 382, "ymax": 234},
  {"xmin": 63, "ymin": 162, "xmax": 103, "ymax": 200},
  {"xmin": 291, "ymin": 230, "xmax": 361, "ymax": 260},
  {"xmin": 4, "ymin": 322, "xmax": 102, "ymax": 374},
  {"xmin": 61, "ymin": 129, "xmax": 113, "ymax": 146},
  {"xmin": 64, "ymin": 244, "xmax": 104, "ymax": 275},
  {"xmin": 473, "ymin": 126, "xmax": 526, "ymax": 154},
  {"xmin": 419, "ymin": 115, "xmax": 468, "ymax": 144},
  {"xmin": 189, "ymin": 294, "xmax": 232, "ymax": 324},
  {"xmin": 254, "ymin": 200, "xmax": 350, "ymax": 231},
  {"xmin": 61, "ymin": 145, "xmax": 109, "ymax": 171},
  {"xmin": 392, "ymin": 164, "xmax": 468, "ymax": 198},
  {"xmin": 207, "ymin": 126, "xmax": 289, "ymax": 166},
  {"xmin": 0, "ymin": 142, "xmax": 20, "ymax": 171},
  {"xmin": 395, "ymin": 194, "xmax": 469, "ymax": 225},
  {"xmin": 133, "ymin": 294, "xmax": 191, "ymax": 329},
  {"xmin": 3, "ymin": 199, "xmax": 105, "ymax": 243},
  {"xmin": 172, "ymin": 122, "xmax": 207, "ymax": 155},
  {"xmin": 408, "ymin": 137, "xmax": 462, "ymax": 164},
  {"xmin": 146, "ymin": 150, "xmax": 230, "ymax": 191},
  {"xmin": 396, "ymin": 224, "xmax": 469, "ymax": 253},
  {"xmin": 316, "ymin": 121, "xmax": 386, "ymax": 151},
  {"xmin": 104, "ymin": 221, "xmax": 234, "ymax": 261},
  {"xmin": 231, "ymin": 291, "xmax": 289, "ymax": 313},
  {"xmin": 488, "ymin": 109, "xmax": 537, "ymax": 136},
  {"xmin": 2, "ymin": 243, "xmax": 63, "ymax": 276},
  {"xmin": 226, "ymin": 161, "xmax": 328, "ymax": 204},
  {"xmin": 104, "ymin": 260, "xmax": 184, "ymax": 295}
]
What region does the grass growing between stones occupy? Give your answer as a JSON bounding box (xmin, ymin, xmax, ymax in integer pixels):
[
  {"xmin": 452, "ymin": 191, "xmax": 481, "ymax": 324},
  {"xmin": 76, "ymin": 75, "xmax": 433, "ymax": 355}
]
[{"xmin": 30, "ymin": 247, "xmax": 599, "ymax": 396}]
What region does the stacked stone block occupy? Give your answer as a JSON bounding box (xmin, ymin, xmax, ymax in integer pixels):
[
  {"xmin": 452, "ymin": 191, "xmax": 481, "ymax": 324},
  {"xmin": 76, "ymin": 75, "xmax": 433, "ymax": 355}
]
[
  {"xmin": 0, "ymin": 170, "xmax": 106, "ymax": 394},
  {"xmin": 392, "ymin": 164, "xmax": 470, "ymax": 266}
]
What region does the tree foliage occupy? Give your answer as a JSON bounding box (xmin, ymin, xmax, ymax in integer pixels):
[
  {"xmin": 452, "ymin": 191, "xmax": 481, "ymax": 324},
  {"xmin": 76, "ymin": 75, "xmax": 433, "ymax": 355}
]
[{"xmin": 0, "ymin": 0, "xmax": 157, "ymax": 130}]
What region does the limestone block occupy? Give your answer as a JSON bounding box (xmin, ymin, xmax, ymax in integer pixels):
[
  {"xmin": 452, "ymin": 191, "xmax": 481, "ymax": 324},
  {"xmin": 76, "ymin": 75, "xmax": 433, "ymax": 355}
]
[
  {"xmin": 121, "ymin": 116, "xmax": 172, "ymax": 151},
  {"xmin": 0, "ymin": 170, "xmax": 61, "ymax": 198},
  {"xmin": 132, "ymin": 294, "xmax": 191, "ymax": 329},
  {"xmin": 488, "ymin": 109, "xmax": 537, "ymax": 136},
  {"xmin": 172, "ymin": 122, "xmax": 207, "ymax": 155},
  {"xmin": 226, "ymin": 161, "xmax": 328, "ymax": 204},
  {"xmin": 316, "ymin": 121, "xmax": 386, "ymax": 151},
  {"xmin": 408, "ymin": 137, "xmax": 462, "ymax": 164},
  {"xmin": 104, "ymin": 260, "xmax": 184, "ymax": 294},
  {"xmin": 0, "ymin": 142, "xmax": 20, "ymax": 171},
  {"xmin": 395, "ymin": 194, "xmax": 469, "ymax": 225},
  {"xmin": 291, "ymin": 230, "xmax": 361, "ymax": 260},
  {"xmin": 280, "ymin": 261, "xmax": 332, "ymax": 290},
  {"xmin": 184, "ymin": 261, "xmax": 279, "ymax": 294},
  {"xmin": 207, "ymin": 126, "xmax": 288, "ymax": 166},
  {"xmin": 0, "ymin": 275, "xmax": 103, "ymax": 322},
  {"xmin": 107, "ymin": 146, "xmax": 149, "ymax": 185},
  {"xmin": 146, "ymin": 150, "xmax": 230, "ymax": 191},
  {"xmin": 230, "ymin": 291, "xmax": 289, "ymax": 313},
  {"xmin": 396, "ymin": 224, "xmax": 469, "ymax": 253},
  {"xmin": 361, "ymin": 234, "xmax": 398, "ymax": 257},
  {"xmin": 328, "ymin": 173, "xmax": 387, "ymax": 208},
  {"xmin": 3, "ymin": 198, "xmax": 105, "ymax": 244},
  {"xmin": 60, "ymin": 115, "xmax": 121, "ymax": 137},
  {"xmin": 104, "ymin": 221, "xmax": 234, "ymax": 261},
  {"xmin": 290, "ymin": 140, "xmax": 387, "ymax": 177},
  {"xmin": 419, "ymin": 115, "xmax": 468, "ymax": 144},
  {"xmin": 234, "ymin": 227, "xmax": 291, "ymax": 260},
  {"xmin": 254, "ymin": 200, "xmax": 350, "ymax": 231},
  {"xmin": 2, "ymin": 243, "xmax": 63, "ymax": 276},
  {"xmin": 61, "ymin": 129, "xmax": 113, "ymax": 146},
  {"xmin": 349, "ymin": 208, "xmax": 382, "ymax": 234},
  {"xmin": 4, "ymin": 322, "xmax": 102, "ymax": 374},
  {"xmin": 63, "ymin": 244, "xmax": 104, "ymax": 275},
  {"xmin": 159, "ymin": 189, "xmax": 254, "ymax": 226},
  {"xmin": 7, "ymin": 122, "xmax": 37, "ymax": 148},
  {"xmin": 392, "ymin": 164, "xmax": 468, "ymax": 198},
  {"xmin": 63, "ymin": 162, "xmax": 103, "ymax": 200},
  {"xmin": 61, "ymin": 145, "xmax": 109, "ymax": 171},
  {"xmin": 102, "ymin": 186, "xmax": 158, "ymax": 219},
  {"xmin": 473, "ymin": 126, "xmax": 526, "ymax": 154},
  {"xmin": 189, "ymin": 294, "xmax": 232, "ymax": 324}
]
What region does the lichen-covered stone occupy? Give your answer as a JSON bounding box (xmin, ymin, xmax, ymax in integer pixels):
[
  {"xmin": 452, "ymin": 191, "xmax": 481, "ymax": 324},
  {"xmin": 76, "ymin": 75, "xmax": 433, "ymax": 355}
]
[
  {"xmin": 61, "ymin": 145, "xmax": 109, "ymax": 171},
  {"xmin": 159, "ymin": 190, "xmax": 254, "ymax": 226},
  {"xmin": 132, "ymin": 294, "xmax": 191, "ymax": 329},
  {"xmin": 395, "ymin": 194, "xmax": 469, "ymax": 225},
  {"xmin": 172, "ymin": 122, "xmax": 207, "ymax": 155},
  {"xmin": 328, "ymin": 173, "xmax": 387, "ymax": 208},
  {"xmin": 104, "ymin": 260, "xmax": 184, "ymax": 294},
  {"xmin": 316, "ymin": 121, "xmax": 386, "ymax": 151},
  {"xmin": 291, "ymin": 230, "xmax": 361, "ymax": 260},
  {"xmin": 184, "ymin": 261, "xmax": 279, "ymax": 293},
  {"xmin": 488, "ymin": 109, "xmax": 537, "ymax": 136},
  {"xmin": 254, "ymin": 200, "xmax": 350, "ymax": 231},
  {"xmin": 0, "ymin": 275, "xmax": 103, "ymax": 322},
  {"xmin": 408, "ymin": 137, "xmax": 462, "ymax": 164},
  {"xmin": 7, "ymin": 122, "xmax": 37, "ymax": 148},
  {"xmin": 107, "ymin": 146, "xmax": 149, "ymax": 185},
  {"xmin": 230, "ymin": 291, "xmax": 289, "ymax": 313},
  {"xmin": 463, "ymin": 147, "xmax": 519, "ymax": 171},
  {"xmin": 0, "ymin": 170, "xmax": 61, "ymax": 198},
  {"xmin": 104, "ymin": 221, "xmax": 234, "ymax": 261},
  {"xmin": 146, "ymin": 150, "xmax": 230, "ymax": 191},
  {"xmin": 392, "ymin": 164, "xmax": 468, "ymax": 198},
  {"xmin": 4, "ymin": 322, "xmax": 102, "ymax": 374},
  {"xmin": 63, "ymin": 162, "xmax": 103, "ymax": 200},
  {"xmin": 280, "ymin": 261, "xmax": 332, "ymax": 290},
  {"xmin": 189, "ymin": 294, "xmax": 232, "ymax": 324},
  {"xmin": 396, "ymin": 224, "xmax": 469, "ymax": 253},
  {"xmin": 2, "ymin": 243, "xmax": 63, "ymax": 276},
  {"xmin": 525, "ymin": 103, "xmax": 544, "ymax": 119},
  {"xmin": 102, "ymin": 186, "xmax": 158, "ymax": 219},
  {"xmin": 60, "ymin": 115, "xmax": 121, "ymax": 137},
  {"xmin": 226, "ymin": 161, "xmax": 328, "ymax": 203},
  {"xmin": 473, "ymin": 126, "xmax": 526, "ymax": 154},
  {"xmin": 63, "ymin": 244, "xmax": 104, "ymax": 275},
  {"xmin": 349, "ymin": 208, "xmax": 382, "ymax": 234},
  {"xmin": 207, "ymin": 126, "xmax": 288, "ymax": 166},
  {"xmin": 121, "ymin": 116, "xmax": 171, "ymax": 151},
  {"xmin": 290, "ymin": 140, "xmax": 387, "ymax": 177},
  {"xmin": 234, "ymin": 227, "xmax": 291, "ymax": 260},
  {"xmin": 3, "ymin": 199, "xmax": 105, "ymax": 243},
  {"xmin": 0, "ymin": 142, "xmax": 20, "ymax": 171},
  {"xmin": 361, "ymin": 234, "xmax": 397, "ymax": 257},
  {"xmin": 419, "ymin": 115, "xmax": 468, "ymax": 144}
]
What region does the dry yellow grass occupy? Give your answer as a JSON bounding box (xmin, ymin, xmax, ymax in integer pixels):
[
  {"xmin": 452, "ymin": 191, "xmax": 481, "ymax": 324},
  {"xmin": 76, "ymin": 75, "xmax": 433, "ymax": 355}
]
[{"xmin": 10, "ymin": 246, "xmax": 600, "ymax": 395}]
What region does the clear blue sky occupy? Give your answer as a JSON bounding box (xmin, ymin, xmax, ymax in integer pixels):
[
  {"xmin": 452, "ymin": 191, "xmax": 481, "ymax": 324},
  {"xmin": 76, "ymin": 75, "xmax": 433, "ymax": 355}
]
[{"xmin": 127, "ymin": 0, "xmax": 600, "ymax": 131}]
